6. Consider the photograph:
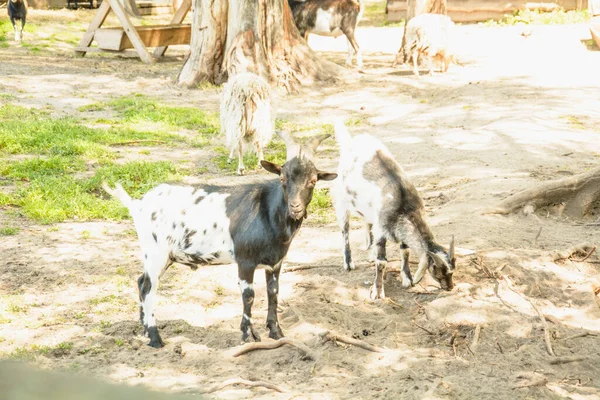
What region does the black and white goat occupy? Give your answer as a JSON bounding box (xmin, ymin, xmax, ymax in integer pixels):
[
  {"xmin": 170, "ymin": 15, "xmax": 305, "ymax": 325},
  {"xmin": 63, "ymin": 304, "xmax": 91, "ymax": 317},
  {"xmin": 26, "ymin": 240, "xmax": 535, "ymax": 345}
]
[
  {"xmin": 332, "ymin": 121, "xmax": 455, "ymax": 299},
  {"xmin": 221, "ymin": 72, "xmax": 274, "ymax": 176},
  {"xmin": 103, "ymin": 133, "xmax": 336, "ymax": 347},
  {"xmin": 8, "ymin": 0, "xmax": 27, "ymax": 42},
  {"xmin": 288, "ymin": 0, "xmax": 364, "ymax": 68},
  {"xmin": 392, "ymin": 13, "xmax": 456, "ymax": 76}
]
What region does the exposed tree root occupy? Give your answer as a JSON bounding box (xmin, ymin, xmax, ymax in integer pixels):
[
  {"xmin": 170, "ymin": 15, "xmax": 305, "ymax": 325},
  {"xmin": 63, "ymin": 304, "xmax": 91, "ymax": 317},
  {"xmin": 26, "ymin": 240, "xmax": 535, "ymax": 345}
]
[
  {"xmin": 319, "ymin": 330, "xmax": 384, "ymax": 353},
  {"xmin": 200, "ymin": 378, "xmax": 288, "ymax": 394},
  {"xmin": 109, "ymin": 140, "xmax": 166, "ymax": 146},
  {"xmin": 557, "ymin": 332, "xmax": 597, "ymax": 341},
  {"xmin": 483, "ymin": 167, "xmax": 600, "ymax": 218},
  {"xmin": 229, "ymin": 338, "xmax": 316, "ymax": 360}
]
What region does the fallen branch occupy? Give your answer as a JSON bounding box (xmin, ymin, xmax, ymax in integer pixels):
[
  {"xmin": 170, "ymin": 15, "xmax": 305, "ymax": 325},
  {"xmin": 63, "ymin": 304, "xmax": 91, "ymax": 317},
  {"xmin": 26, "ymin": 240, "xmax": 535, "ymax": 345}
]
[
  {"xmin": 549, "ymin": 356, "xmax": 587, "ymax": 365},
  {"xmin": 551, "ymin": 242, "xmax": 595, "ymax": 262},
  {"xmin": 483, "ymin": 167, "xmax": 600, "ymax": 218},
  {"xmin": 512, "ymin": 376, "xmax": 548, "ymax": 389},
  {"xmin": 109, "ymin": 140, "xmax": 166, "ymax": 146},
  {"xmin": 470, "ymin": 325, "xmax": 482, "ymax": 353},
  {"xmin": 199, "ymin": 378, "xmax": 288, "ymax": 394},
  {"xmin": 319, "ymin": 330, "xmax": 384, "ymax": 353},
  {"xmin": 229, "ymin": 338, "xmax": 316, "ymax": 361}
]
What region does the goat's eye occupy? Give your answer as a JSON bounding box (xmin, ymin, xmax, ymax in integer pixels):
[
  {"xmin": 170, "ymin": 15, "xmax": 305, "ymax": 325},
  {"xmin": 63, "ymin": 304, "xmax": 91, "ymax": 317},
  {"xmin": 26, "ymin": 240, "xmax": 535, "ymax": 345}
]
[
  {"xmin": 280, "ymin": 176, "xmax": 286, "ymax": 184},
  {"xmin": 309, "ymin": 179, "xmax": 317, "ymax": 186}
]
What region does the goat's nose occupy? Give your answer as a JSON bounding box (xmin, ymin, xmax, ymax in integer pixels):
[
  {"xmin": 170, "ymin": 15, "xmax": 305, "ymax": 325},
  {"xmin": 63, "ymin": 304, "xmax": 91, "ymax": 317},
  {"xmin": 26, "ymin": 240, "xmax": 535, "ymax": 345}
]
[{"xmin": 290, "ymin": 201, "xmax": 302, "ymax": 210}]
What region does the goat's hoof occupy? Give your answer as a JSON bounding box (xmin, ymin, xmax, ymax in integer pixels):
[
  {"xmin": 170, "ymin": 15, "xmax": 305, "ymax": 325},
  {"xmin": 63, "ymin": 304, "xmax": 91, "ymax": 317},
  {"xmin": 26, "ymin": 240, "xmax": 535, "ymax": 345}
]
[
  {"xmin": 344, "ymin": 262, "xmax": 355, "ymax": 271},
  {"xmin": 237, "ymin": 169, "xmax": 245, "ymax": 176},
  {"xmin": 401, "ymin": 277, "xmax": 413, "ymax": 289},
  {"xmin": 268, "ymin": 327, "xmax": 284, "ymax": 340},
  {"xmin": 369, "ymin": 284, "xmax": 385, "ymax": 300},
  {"xmin": 147, "ymin": 326, "xmax": 165, "ymax": 348}
]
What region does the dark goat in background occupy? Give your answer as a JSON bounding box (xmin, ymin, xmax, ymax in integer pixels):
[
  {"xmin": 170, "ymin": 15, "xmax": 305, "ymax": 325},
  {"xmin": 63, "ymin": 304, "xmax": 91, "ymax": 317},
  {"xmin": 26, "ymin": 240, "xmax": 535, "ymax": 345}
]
[
  {"xmin": 8, "ymin": 0, "xmax": 27, "ymax": 42},
  {"xmin": 103, "ymin": 132, "xmax": 337, "ymax": 348}
]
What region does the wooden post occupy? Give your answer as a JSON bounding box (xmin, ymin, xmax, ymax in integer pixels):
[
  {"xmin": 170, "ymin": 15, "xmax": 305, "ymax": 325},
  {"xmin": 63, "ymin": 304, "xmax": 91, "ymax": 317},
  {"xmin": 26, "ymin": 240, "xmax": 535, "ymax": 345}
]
[
  {"xmin": 153, "ymin": 0, "xmax": 191, "ymax": 58},
  {"xmin": 74, "ymin": 0, "xmax": 111, "ymax": 57}
]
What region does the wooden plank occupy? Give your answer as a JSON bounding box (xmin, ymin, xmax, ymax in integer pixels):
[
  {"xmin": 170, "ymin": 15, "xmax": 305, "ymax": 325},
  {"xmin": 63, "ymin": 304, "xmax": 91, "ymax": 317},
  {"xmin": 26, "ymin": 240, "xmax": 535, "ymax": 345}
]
[
  {"xmin": 95, "ymin": 24, "xmax": 191, "ymax": 51},
  {"xmin": 107, "ymin": 0, "xmax": 154, "ymax": 63},
  {"xmin": 74, "ymin": 0, "xmax": 110, "ymax": 58},
  {"xmin": 153, "ymin": 0, "xmax": 191, "ymax": 58}
]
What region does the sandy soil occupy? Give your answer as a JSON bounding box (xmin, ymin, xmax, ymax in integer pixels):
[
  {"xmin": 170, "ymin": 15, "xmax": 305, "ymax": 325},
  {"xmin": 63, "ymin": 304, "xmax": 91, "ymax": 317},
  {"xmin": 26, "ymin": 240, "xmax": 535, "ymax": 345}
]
[{"xmin": 1, "ymin": 8, "xmax": 600, "ymax": 400}]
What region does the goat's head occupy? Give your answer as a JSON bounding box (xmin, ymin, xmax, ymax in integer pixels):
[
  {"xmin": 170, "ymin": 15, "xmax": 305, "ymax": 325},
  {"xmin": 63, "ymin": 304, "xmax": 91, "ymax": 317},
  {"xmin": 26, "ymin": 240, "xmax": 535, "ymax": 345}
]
[
  {"xmin": 261, "ymin": 131, "xmax": 337, "ymax": 220},
  {"xmin": 427, "ymin": 237, "xmax": 456, "ymax": 290}
]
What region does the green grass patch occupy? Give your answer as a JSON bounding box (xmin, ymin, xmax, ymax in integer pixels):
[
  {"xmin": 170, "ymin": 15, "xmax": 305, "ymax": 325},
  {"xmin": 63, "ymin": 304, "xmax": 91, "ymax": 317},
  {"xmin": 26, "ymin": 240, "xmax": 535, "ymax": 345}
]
[
  {"xmin": 0, "ymin": 104, "xmax": 182, "ymax": 160},
  {"xmin": 0, "ymin": 93, "xmax": 16, "ymax": 100},
  {"xmin": 483, "ymin": 9, "xmax": 589, "ymax": 26},
  {"xmin": 307, "ymin": 188, "xmax": 335, "ymax": 225},
  {"xmin": 2, "ymin": 160, "xmax": 180, "ymax": 223},
  {"xmin": 0, "ymin": 227, "xmax": 19, "ymax": 236},
  {"xmin": 0, "ymin": 156, "xmax": 85, "ymax": 180},
  {"xmin": 108, "ymin": 94, "xmax": 220, "ymax": 133}
]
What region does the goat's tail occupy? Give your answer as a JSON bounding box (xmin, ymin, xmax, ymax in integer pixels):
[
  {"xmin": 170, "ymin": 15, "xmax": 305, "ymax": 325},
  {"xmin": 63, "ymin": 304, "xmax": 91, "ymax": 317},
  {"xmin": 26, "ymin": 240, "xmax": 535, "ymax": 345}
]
[
  {"xmin": 333, "ymin": 119, "xmax": 352, "ymax": 151},
  {"xmin": 102, "ymin": 182, "xmax": 133, "ymax": 210}
]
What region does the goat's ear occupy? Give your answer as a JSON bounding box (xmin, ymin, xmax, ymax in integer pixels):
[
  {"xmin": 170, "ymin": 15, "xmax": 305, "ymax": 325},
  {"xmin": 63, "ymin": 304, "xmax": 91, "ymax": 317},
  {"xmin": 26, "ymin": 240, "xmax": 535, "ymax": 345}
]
[
  {"xmin": 260, "ymin": 160, "xmax": 282, "ymax": 175},
  {"xmin": 449, "ymin": 236, "xmax": 455, "ymax": 261},
  {"xmin": 317, "ymin": 171, "xmax": 338, "ymax": 181}
]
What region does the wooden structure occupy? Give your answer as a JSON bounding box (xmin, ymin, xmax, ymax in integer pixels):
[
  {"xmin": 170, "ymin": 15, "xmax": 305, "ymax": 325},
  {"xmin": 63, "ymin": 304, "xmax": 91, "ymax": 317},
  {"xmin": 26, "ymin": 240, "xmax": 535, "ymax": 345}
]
[
  {"xmin": 386, "ymin": 0, "xmax": 588, "ymax": 23},
  {"xmin": 74, "ymin": 0, "xmax": 191, "ymax": 63}
]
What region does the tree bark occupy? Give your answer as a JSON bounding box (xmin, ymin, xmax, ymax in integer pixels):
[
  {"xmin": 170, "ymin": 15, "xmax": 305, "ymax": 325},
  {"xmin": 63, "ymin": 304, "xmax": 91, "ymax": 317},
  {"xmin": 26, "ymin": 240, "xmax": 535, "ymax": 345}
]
[
  {"xmin": 484, "ymin": 167, "xmax": 600, "ymax": 218},
  {"xmin": 178, "ymin": 0, "xmax": 339, "ymax": 90}
]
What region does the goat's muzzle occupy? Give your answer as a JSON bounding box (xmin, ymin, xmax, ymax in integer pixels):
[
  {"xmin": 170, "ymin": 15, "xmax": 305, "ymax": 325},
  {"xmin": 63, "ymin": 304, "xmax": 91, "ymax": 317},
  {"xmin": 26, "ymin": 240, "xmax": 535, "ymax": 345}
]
[{"xmin": 288, "ymin": 202, "xmax": 304, "ymax": 220}]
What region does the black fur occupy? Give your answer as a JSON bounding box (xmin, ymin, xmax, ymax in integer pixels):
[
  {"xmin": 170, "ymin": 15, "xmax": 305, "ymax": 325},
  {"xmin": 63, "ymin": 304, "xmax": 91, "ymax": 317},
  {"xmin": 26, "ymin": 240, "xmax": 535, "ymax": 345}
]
[{"xmin": 8, "ymin": 0, "xmax": 27, "ymax": 37}]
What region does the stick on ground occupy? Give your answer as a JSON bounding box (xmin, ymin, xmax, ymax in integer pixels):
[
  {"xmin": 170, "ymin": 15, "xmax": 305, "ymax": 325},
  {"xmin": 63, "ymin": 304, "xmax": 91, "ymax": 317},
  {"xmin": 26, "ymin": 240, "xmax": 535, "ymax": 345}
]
[
  {"xmin": 548, "ymin": 356, "xmax": 587, "ymax": 365},
  {"xmin": 229, "ymin": 338, "xmax": 316, "ymax": 360},
  {"xmin": 470, "ymin": 325, "xmax": 482, "ymax": 353},
  {"xmin": 200, "ymin": 378, "xmax": 288, "ymax": 394},
  {"xmin": 319, "ymin": 331, "xmax": 384, "ymax": 353}
]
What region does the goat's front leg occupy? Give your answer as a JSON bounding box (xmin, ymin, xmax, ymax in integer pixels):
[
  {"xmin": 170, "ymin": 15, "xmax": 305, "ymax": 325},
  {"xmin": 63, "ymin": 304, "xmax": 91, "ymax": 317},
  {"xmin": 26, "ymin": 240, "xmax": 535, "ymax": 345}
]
[
  {"xmin": 400, "ymin": 242, "xmax": 413, "ymax": 288},
  {"xmin": 412, "ymin": 252, "xmax": 429, "ymax": 285},
  {"xmin": 238, "ymin": 262, "xmax": 260, "ymax": 342},
  {"xmin": 255, "ymin": 141, "xmax": 264, "ymax": 165},
  {"xmin": 265, "ymin": 261, "xmax": 284, "ymax": 340},
  {"xmin": 370, "ymin": 237, "xmax": 387, "ymax": 300},
  {"xmin": 412, "ymin": 50, "xmax": 420, "ymax": 76}
]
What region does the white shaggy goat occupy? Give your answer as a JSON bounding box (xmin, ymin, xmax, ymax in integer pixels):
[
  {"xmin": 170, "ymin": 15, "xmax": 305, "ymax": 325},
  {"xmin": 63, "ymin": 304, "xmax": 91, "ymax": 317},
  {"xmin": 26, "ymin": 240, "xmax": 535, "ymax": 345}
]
[
  {"xmin": 392, "ymin": 13, "xmax": 456, "ymax": 76},
  {"xmin": 220, "ymin": 72, "xmax": 274, "ymax": 175},
  {"xmin": 332, "ymin": 121, "xmax": 455, "ymax": 299}
]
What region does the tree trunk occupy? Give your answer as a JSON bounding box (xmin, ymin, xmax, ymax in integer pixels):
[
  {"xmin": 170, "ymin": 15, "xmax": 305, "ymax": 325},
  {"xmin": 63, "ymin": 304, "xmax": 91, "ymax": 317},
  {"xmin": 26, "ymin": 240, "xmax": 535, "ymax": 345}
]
[
  {"xmin": 406, "ymin": 0, "xmax": 446, "ymax": 20},
  {"xmin": 177, "ymin": 0, "xmax": 338, "ymax": 91}
]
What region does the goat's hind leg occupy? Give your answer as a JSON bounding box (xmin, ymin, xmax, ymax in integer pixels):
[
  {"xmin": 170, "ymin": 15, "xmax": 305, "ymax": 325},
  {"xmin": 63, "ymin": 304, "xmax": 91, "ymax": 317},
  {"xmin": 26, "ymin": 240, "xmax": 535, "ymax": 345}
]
[
  {"xmin": 138, "ymin": 250, "xmax": 170, "ymax": 348},
  {"xmin": 399, "ymin": 242, "xmax": 413, "ymax": 288}
]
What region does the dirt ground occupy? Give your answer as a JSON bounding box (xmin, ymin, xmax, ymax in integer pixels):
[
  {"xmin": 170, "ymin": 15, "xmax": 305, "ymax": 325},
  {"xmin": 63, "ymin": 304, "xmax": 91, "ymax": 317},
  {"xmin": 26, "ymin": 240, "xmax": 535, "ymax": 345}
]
[{"xmin": 1, "ymin": 7, "xmax": 600, "ymax": 400}]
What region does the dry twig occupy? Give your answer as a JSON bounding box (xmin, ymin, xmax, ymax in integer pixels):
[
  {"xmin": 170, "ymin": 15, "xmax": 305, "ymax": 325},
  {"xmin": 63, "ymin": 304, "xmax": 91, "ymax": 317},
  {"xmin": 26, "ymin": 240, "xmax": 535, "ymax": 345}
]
[
  {"xmin": 200, "ymin": 378, "xmax": 288, "ymax": 394},
  {"xmin": 412, "ymin": 319, "xmax": 436, "ymax": 335},
  {"xmin": 385, "ymin": 298, "xmax": 404, "ymax": 309},
  {"xmin": 229, "ymin": 338, "xmax": 316, "ymax": 360},
  {"xmin": 109, "ymin": 140, "xmax": 166, "ymax": 146},
  {"xmin": 533, "ymin": 226, "xmax": 542, "ymax": 247},
  {"xmin": 549, "ymin": 356, "xmax": 587, "ymax": 365},
  {"xmin": 512, "ymin": 376, "xmax": 548, "ymax": 389},
  {"xmin": 470, "ymin": 325, "xmax": 482, "ymax": 353},
  {"xmin": 569, "ymin": 246, "xmax": 596, "ymax": 262},
  {"xmin": 503, "ymin": 276, "xmax": 555, "ymax": 356},
  {"xmin": 319, "ymin": 331, "xmax": 384, "ymax": 353},
  {"xmin": 551, "ymin": 242, "xmax": 595, "ymax": 262},
  {"xmin": 557, "ymin": 332, "xmax": 596, "ymax": 341}
]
